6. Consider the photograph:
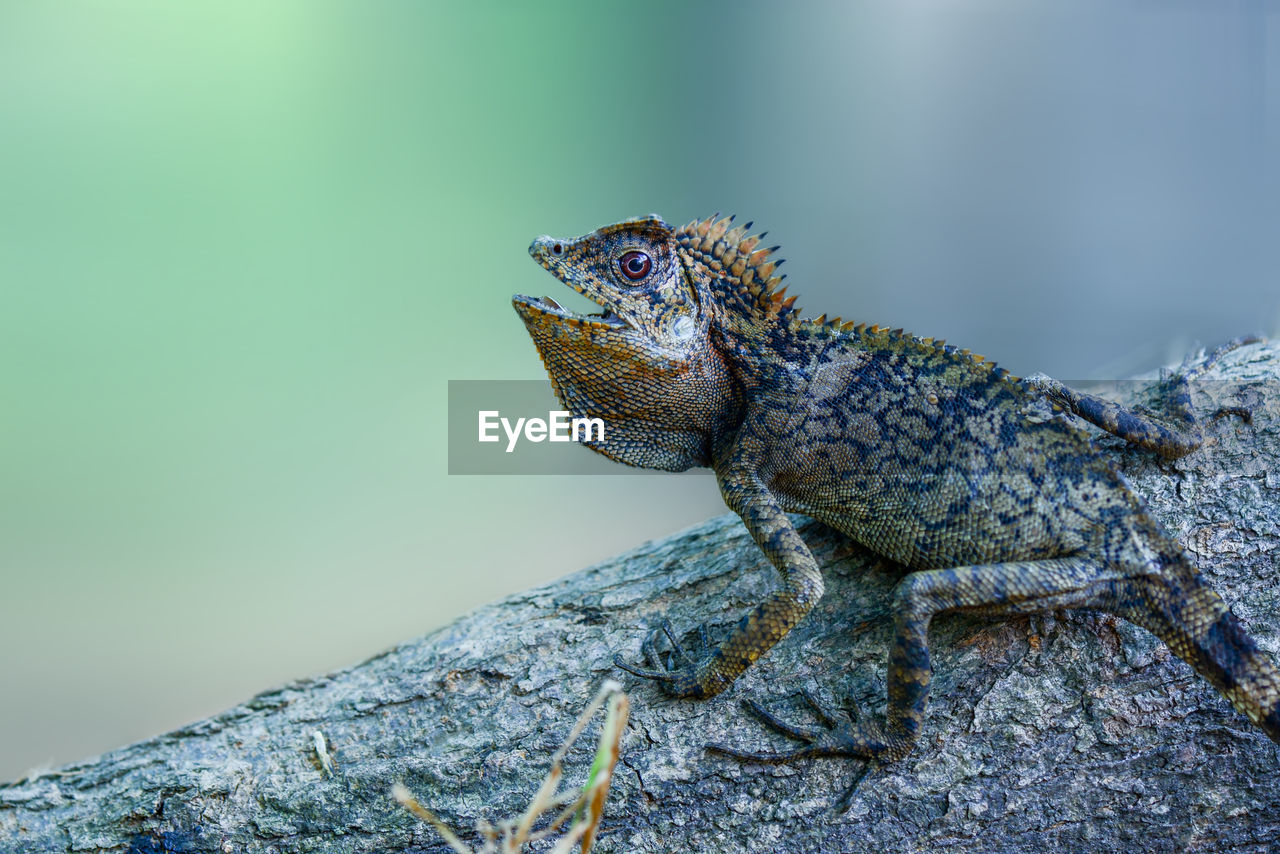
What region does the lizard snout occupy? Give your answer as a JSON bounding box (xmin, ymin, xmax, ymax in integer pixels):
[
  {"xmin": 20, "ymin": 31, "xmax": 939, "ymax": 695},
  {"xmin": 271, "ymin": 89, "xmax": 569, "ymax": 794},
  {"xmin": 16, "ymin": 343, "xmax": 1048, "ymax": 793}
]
[{"xmin": 529, "ymin": 235, "xmax": 567, "ymax": 262}]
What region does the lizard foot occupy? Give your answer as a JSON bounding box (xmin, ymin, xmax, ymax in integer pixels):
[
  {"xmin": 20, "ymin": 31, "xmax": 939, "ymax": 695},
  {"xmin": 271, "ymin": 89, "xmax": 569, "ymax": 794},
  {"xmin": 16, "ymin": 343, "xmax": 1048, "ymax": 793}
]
[
  {"xmin": 708, "ymin": 687, "xmax": 883, "ymax": 813},
  {"xmin": 708, "ymin": 687, "xmax": 888, "ymax": 761},
  {"xmin": 613, "ymin": 619, "xmax": 721, "ymax": 699}
]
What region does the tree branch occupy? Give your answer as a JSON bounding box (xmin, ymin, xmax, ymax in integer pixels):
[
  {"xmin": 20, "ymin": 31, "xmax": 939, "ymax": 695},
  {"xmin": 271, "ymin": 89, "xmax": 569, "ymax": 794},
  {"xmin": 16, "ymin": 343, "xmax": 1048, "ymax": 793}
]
[{"xmin": 4, "ymin": 342, "xmax": 1279, "ymax": 853}]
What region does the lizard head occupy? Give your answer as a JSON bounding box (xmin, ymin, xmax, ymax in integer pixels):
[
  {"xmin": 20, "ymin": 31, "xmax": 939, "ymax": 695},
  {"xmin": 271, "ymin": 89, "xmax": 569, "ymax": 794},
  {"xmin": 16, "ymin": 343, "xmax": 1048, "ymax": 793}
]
[
  {"xmin": 514, "ymin": 214, "xmax": 700, "ymax": 356},
  {"xmin": 512, "ymin": 215, "xmax": 739, "ymax": 471}
]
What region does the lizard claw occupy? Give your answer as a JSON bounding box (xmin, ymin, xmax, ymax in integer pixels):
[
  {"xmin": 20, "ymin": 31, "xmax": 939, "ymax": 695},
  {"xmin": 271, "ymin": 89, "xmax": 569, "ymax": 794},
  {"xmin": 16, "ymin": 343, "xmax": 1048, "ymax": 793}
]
[
  {"xmin": 611, "ymin": 654, "xmax": 674, "ymax": 683},
  {"xmin": 708, "ymin": 689, "xmax": 885, "ymax": 762},
  {"xmin": 613, "ymin": 620, "xmax": 718, "ymax": 698},
  {"xmin": 707, "ymin": 688, "xmax": 883, "ymax": 813},
  {"xmin": 832, "ymin": 762, "xmax": 877, "ymax": 815}
]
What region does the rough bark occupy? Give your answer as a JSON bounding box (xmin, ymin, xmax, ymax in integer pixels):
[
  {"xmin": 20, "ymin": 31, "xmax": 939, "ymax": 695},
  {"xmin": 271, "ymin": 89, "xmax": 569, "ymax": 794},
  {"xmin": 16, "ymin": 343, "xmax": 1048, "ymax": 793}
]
[{"xmin": 3, "ymin": 342, "xmax": 1279, "ymax": 854}]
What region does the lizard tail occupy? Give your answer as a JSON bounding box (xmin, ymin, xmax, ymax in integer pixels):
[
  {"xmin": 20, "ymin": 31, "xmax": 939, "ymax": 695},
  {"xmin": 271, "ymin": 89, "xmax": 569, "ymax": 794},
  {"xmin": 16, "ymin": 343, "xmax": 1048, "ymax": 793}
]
[{"xmin": 1117, "ymin": 567, "xmax": 1280, "ymax": 744}]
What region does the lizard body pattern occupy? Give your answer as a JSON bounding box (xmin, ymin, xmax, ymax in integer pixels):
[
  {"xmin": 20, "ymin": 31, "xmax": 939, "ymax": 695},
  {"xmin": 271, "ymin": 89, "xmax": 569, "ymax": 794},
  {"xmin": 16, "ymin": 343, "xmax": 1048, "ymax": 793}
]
[{"xmin": 511, "ymin": 213, "xmax": 1280, "ymax": 769}]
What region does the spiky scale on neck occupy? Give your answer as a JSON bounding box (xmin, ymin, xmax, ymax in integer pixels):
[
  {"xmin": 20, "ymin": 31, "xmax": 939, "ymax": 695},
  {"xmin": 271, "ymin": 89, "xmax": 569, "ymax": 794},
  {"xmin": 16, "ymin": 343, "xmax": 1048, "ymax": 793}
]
[
  {"xmin": 675, "ymin": 214, "xmax": 797, "ymax": 325},
  {"xmin": 675, "ymin": 213, "xmax": 1019, "ymax": 387}
]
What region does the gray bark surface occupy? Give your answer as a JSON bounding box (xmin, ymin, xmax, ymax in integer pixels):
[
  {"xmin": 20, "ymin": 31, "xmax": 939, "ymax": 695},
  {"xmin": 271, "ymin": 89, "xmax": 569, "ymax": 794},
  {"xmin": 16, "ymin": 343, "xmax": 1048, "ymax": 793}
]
[{"xmin": 3, "ymin": 342, "xmax": 1279, "ymax": 854}]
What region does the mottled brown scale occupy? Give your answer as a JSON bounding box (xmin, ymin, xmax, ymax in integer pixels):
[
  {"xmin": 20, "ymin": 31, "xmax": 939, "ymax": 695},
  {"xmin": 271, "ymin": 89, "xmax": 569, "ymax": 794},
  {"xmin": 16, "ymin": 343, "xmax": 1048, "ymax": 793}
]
[{"xmin": 513, "ymin": 214, "xmax": 1280, "ymax": 771}]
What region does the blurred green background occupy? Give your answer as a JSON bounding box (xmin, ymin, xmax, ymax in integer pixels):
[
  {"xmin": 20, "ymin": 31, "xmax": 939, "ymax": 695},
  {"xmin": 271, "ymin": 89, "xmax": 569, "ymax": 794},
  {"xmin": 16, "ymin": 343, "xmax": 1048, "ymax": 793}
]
[{"xmin": 1, "ymin": 2, "xmax": 1276, "ymax": 780}]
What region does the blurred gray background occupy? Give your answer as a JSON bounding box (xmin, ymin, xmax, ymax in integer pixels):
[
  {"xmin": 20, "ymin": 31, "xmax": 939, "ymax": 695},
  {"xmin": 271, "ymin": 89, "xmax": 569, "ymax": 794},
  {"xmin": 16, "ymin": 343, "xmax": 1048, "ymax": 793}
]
[{"xmin": 1, "ymin": 1, "xmax": 1277, "ymax": 781}]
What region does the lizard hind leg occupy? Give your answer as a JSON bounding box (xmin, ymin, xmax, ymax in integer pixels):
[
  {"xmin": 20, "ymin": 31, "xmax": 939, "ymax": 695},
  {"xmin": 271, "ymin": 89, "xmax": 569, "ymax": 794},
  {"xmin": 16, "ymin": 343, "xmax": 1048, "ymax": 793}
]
[
  {"xmin": 1112, "ymin": 569, "xmax": 1280, "ymax": 743},
  {"xmin": 715, "ymin": 556, "xmax": 1128, "ymax": 767}
]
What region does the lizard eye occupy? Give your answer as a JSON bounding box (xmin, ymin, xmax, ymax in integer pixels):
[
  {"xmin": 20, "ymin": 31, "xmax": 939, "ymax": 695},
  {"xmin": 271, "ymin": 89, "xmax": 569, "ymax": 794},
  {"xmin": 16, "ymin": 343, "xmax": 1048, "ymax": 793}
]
[{"xmin": 618, "ymin": 250, "xmax": 652, "ymax": 281}]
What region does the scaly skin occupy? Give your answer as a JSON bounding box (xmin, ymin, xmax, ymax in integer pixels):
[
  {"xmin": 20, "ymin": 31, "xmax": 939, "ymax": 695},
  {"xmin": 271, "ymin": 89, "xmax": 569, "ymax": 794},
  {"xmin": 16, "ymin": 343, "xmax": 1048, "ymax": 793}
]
[{"xmin": 512, "ymin": 213, "xmax": 1280, "ymax": 766}]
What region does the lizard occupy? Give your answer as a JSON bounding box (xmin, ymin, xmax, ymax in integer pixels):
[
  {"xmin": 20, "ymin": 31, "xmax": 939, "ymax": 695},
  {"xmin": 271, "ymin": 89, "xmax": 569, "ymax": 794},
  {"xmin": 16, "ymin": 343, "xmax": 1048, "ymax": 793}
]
[{"xmin": 511, "ymin": 212, "xmax": 1280, "ymax": 773}]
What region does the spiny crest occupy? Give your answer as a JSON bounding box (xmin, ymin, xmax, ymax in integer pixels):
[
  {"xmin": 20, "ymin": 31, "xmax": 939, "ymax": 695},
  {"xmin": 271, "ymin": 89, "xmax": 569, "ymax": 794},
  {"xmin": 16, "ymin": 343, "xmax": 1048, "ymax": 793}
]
[
  {"xmin": 675, "ymin": 214, "xmax": 796, "ymax": 321},
  {"xmin": 810, "ymin": 322, "xmax": 1018, "ymax": 383},
  {"xmin": 855, "ymin": 327, "xmax": 1013, "ymax": 381},
  {"xmin": 674, "ymin": 214, "xmax": 1018, "ymax": 383}
]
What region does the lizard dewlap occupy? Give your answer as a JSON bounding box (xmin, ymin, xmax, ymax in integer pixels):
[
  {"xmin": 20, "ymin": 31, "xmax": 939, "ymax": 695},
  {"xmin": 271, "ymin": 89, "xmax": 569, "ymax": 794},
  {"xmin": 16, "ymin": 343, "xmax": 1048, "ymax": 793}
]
[{"xmin": 512, "ymin": 213, "xmax": 1280, "ymax": 766}]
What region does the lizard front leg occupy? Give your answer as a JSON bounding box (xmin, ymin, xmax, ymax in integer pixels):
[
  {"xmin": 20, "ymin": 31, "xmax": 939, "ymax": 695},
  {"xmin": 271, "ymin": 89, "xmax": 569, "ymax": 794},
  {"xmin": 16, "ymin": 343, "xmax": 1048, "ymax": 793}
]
[{"xmin": 615, "ymin": 467, "xmax": 824, "ymax": 699}]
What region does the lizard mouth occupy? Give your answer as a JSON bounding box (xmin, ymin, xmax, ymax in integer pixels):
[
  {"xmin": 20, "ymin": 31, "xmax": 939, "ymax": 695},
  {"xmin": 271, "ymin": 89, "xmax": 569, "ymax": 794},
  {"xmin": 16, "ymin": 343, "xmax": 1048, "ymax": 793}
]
[
  {"xmin": 514, "ymin": 234, "xmax": 631, "ymax": 330},
  {"xmin": 511, "ymin": 293, "xmax": 629, "ymax": 330}
]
